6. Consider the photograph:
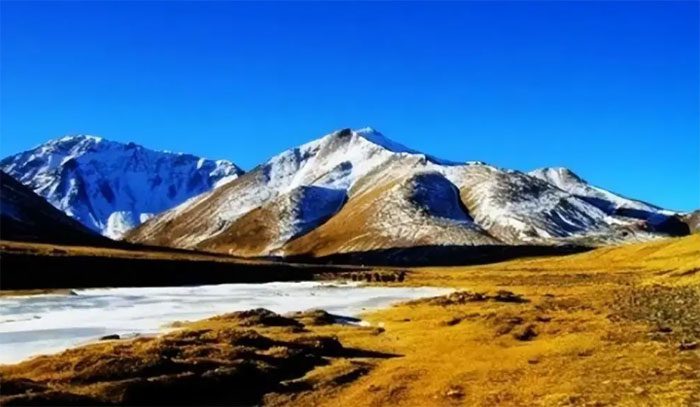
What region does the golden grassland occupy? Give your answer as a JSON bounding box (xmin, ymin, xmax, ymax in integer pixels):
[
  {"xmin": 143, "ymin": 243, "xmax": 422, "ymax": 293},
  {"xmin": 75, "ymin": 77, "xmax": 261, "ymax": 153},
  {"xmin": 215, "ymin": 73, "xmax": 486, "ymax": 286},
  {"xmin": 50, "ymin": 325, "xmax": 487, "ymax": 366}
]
[
  {"xmin": 1, "ymin": 235, "xmax": 699, "ymax": 406},
  {"xmin": 278, "ymin": 234, "xmax": 699, "ymax": 406}
]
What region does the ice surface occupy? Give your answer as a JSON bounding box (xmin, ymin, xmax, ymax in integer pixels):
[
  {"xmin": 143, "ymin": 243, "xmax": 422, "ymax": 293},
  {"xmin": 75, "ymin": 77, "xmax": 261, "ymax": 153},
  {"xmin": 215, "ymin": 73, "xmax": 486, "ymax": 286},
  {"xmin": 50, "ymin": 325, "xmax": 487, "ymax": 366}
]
[{"xmin": 0, "ymin": 282, "xmax": 449, "ymax": 364}]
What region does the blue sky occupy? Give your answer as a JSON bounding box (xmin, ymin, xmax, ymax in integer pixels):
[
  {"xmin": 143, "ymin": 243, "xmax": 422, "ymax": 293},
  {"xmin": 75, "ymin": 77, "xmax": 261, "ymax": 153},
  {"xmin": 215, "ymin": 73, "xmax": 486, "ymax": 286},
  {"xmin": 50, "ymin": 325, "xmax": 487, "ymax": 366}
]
[{"xmin": 1, "ymin": 1, "xmax": 698, "ymax": 211}]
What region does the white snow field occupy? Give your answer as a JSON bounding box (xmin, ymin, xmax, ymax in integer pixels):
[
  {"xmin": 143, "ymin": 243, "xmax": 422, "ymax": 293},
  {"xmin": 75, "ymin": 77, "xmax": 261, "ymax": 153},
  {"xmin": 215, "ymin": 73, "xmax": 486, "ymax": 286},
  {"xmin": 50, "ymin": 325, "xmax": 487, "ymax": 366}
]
[{"xmin": 0, "ymin": 282, "xmax": 449, "ymax": 364}]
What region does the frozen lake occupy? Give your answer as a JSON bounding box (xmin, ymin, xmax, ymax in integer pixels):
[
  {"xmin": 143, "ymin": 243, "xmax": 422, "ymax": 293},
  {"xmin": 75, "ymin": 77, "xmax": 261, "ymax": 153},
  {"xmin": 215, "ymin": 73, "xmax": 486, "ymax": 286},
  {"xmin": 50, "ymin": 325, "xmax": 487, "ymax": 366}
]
[{"xmin": 0, "ymin": 281, "xmax": 449, "ymax": 364}]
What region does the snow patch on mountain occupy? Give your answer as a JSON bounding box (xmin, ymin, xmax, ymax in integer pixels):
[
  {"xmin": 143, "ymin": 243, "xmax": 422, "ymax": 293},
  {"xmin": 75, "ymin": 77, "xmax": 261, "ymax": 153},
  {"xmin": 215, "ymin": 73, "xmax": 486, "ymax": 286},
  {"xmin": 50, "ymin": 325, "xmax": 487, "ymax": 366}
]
[{"xmin": 105, "ymin": 211, "xmax": 150, "ymax": 239}]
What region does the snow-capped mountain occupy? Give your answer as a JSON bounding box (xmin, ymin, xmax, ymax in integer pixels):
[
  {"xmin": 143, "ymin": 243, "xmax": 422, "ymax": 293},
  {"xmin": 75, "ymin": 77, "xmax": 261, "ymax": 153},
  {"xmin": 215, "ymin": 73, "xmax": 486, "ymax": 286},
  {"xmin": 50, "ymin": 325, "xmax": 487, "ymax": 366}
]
[
  {"xmin": 127, "ymin": 128, "xmax": 687, "ymax": 256},
  {"xmin": 0, "ymin": 171, "xmax": 109, "ymax": 245},
  {"xmin": 1, "ymin": 135, "xmax": 243, "ymax": 238}
]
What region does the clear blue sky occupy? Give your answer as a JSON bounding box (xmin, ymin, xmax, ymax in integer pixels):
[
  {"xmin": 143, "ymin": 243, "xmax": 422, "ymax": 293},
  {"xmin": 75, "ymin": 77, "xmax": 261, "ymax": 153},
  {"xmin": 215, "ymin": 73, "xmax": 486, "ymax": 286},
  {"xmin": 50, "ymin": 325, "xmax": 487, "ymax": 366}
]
[{"xmin": 1, "ymin": 1, "xmax": 698, "ymax": 211}]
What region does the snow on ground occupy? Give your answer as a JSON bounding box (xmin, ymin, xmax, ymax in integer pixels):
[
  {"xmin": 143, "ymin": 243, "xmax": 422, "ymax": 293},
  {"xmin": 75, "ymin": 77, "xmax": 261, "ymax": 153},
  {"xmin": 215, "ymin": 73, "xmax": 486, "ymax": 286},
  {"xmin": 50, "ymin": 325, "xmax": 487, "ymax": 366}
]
[{"xmin": 0, "ymin": 282, "xmax": 449, "ymax": 364}]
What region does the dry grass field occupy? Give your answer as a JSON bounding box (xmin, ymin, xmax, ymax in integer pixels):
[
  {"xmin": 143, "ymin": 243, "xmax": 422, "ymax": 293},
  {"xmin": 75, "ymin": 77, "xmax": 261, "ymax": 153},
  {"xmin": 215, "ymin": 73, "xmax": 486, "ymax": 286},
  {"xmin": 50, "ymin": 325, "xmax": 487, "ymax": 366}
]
[
  {"xmin": 2, "ymin": 235, "xmax": 699, "ymax": 406},
  {"xmin": 275, "ymin": 234, "xmax": 699, "ymax": 406}
]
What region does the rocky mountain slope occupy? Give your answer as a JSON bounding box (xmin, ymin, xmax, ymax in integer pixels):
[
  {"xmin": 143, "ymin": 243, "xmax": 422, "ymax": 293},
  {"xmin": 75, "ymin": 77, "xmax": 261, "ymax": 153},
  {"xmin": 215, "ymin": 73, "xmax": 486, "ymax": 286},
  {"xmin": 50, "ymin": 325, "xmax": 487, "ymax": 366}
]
[
  {"xmin": 682, "ymin": 210, "xmax": 700, "ymax": 234},
  {"xmin": 0, "ymin": 171, "xmax": 110, "ymax": 245},
  {"xmin": 127, "ymin": 128, "xmax": 687, "ymax": 257},
  {"xmin": 1, "ymin": 136, "xmax": 243, "ymax": 238}
]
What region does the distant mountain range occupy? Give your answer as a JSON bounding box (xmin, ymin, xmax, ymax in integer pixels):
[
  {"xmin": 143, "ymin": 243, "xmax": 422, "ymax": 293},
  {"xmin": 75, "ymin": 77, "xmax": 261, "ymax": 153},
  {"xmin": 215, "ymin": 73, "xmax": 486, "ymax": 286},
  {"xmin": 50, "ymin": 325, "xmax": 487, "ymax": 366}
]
[
  {"xmin": 0, "ymin": 128, "xmax": 692, "ymax": 258},
  {"xmin": 1, "ymin": 136, "xmax": 242, "ymax": 238}
]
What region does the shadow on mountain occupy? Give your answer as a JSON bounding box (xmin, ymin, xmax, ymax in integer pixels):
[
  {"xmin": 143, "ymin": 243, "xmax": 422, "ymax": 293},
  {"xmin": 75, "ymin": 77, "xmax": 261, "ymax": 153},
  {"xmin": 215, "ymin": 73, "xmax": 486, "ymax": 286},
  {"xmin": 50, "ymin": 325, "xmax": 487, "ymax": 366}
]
[
  {"xmin": 278, "ymin": 244, "xmax": 592, "ymax": 267},
  {"xmin": 578, "ymin": 195, "xmax": 690, "ymax": 236},
  {"xmin": 0, "ymin": 171, "xmax": 114, "ymax": 247},
  {"xmin": 645, "ymin": 215, "xmax": 691, "ymax": 236}
]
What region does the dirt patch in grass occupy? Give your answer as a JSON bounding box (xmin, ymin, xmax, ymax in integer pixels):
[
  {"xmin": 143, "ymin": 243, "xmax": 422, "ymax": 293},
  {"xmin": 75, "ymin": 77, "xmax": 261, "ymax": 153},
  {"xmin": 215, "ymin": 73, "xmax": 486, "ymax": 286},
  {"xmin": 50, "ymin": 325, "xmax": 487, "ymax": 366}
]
[
  {"xmin": 209, "ymin": 308, "xmax": 304, "ymax": 328},
  {"xmin": 417, "ymin": 289, "xmax": 528, "ymax": 306}
]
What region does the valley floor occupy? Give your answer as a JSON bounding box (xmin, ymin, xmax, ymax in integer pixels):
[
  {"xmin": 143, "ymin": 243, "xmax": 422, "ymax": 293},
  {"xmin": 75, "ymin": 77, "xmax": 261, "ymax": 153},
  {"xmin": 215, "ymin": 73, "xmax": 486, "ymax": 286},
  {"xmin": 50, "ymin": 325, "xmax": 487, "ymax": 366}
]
[{"xmin": 1, "ymin": 235, "xmax": 699, "ymax": 406}]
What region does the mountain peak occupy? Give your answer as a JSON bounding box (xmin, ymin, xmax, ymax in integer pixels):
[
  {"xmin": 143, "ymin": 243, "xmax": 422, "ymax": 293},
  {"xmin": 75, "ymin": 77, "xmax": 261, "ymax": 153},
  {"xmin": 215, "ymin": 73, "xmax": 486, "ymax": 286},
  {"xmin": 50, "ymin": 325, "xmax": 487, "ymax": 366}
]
[
  {"xmin": 58, "ymin": 134, "xmax": 104, "ymax": 143},
  {"xmin": 352, "ymin": 127, "xmax": 418, "ymax": 154},
  {"xmin": 319, "ymin": 127, "xmax": 459, "ymax": 166},
  {"xmin": 529, "ymin": 166, "xmax": 586, "ymax": 185},
  {"xmin": 47, "ymin": 134, "xmax": 107, "ymax": 149}
]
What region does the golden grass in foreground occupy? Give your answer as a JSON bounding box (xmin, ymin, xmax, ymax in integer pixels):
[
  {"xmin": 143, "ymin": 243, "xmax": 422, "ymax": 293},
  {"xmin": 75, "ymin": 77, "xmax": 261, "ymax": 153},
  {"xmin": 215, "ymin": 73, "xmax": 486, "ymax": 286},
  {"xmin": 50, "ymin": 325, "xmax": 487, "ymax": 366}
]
[
  {"xmin": 271, "ymin": 235, "xmax": 700, "ymax": 406},
  {"xmin": 0, "ymin": 309, "xmax": 392, "ymax": 405},
  {"xmin": 2, "ymin": 235, "xmax": 699, "ymax": 406}
]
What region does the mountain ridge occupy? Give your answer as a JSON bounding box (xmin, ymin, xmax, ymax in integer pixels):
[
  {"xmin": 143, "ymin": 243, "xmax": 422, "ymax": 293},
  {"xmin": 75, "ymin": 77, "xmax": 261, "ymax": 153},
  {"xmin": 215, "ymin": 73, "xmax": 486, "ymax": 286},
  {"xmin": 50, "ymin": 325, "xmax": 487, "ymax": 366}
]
[{"xmin": 126, "ymin": 128, "xmax": 688, "ymax": 257}]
